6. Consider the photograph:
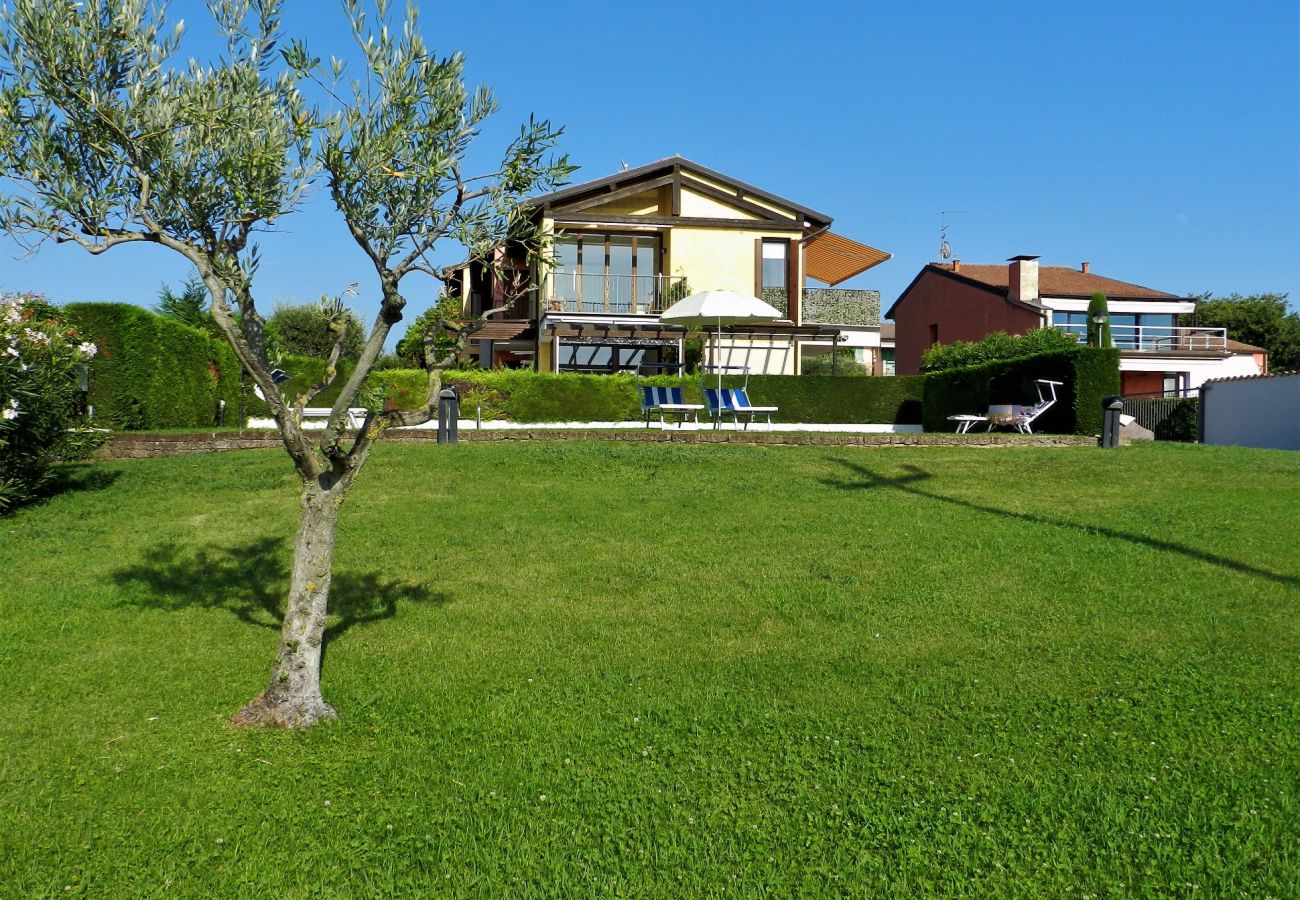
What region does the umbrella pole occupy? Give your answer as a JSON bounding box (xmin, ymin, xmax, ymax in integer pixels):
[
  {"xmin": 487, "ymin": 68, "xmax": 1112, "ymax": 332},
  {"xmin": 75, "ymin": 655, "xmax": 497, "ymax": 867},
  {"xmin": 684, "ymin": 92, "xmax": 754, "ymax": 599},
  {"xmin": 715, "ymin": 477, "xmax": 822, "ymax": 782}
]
[{"xmin": 716, "ymin": 319, "xmax": 723, "ymax": 395}]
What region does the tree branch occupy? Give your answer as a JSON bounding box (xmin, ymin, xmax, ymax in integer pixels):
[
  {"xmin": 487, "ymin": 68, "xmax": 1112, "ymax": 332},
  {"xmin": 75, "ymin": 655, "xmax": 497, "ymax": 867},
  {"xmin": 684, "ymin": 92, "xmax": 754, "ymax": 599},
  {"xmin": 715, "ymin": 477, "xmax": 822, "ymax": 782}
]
[{"xmin": 300, "ymin": 320, "xmax": 350, "ymax": 407}]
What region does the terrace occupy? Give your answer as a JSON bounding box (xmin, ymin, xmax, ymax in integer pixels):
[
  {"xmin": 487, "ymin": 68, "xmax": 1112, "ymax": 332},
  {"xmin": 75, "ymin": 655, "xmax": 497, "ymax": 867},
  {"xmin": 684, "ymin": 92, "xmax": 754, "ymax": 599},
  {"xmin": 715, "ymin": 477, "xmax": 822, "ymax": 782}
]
[
  {"xmin": 545, "ymin": 271, "xmax": 688, "ymax": 316},
  {"xmin": 1056, "ymin": 322, "xmax": 1228, "ymax": 352}
]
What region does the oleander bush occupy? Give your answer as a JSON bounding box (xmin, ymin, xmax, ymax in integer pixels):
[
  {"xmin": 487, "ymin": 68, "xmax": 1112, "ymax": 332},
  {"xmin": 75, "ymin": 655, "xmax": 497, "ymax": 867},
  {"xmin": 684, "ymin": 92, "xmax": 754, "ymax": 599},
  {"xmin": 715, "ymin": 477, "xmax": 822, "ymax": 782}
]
[{"xmin": 0, "ymin": 293, "xmax": 104, "ymax": 511}]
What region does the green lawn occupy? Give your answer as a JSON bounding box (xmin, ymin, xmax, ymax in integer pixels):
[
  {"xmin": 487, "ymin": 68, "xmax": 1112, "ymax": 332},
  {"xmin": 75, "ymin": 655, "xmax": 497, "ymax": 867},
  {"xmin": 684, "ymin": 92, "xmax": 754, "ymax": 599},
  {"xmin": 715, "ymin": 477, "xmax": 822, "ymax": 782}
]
[{"xmin": 1, "ymin": 442, "xmax": 1296, "ymax": 896}]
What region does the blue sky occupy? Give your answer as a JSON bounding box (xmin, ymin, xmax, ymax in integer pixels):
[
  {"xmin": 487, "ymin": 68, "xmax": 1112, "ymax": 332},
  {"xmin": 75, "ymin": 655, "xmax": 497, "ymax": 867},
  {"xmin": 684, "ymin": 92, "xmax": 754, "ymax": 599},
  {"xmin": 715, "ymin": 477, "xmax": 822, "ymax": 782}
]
[{"xmin": 1, "ymin": 0, "xmax": 1296, "ymax": 342}]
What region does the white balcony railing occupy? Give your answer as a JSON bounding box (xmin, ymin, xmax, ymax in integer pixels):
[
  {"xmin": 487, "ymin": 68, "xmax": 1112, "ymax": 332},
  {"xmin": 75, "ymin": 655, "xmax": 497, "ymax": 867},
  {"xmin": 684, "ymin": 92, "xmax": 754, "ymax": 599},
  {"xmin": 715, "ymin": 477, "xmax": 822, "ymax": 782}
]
[
  {"xmin": 546, "ymin": 272, "xmax": 688, "ymax": 316},
  {"xmin": 1056, "ymin": 323, "xmax": 1228, "ymax": 352}
]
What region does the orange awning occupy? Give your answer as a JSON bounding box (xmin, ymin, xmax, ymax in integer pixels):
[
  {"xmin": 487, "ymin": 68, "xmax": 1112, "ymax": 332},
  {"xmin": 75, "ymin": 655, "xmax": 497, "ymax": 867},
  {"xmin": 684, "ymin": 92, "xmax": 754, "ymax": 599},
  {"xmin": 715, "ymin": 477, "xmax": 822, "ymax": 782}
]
[{"xmin": 804, "ymin": 231, "xmax": 890, "ymax": 286}]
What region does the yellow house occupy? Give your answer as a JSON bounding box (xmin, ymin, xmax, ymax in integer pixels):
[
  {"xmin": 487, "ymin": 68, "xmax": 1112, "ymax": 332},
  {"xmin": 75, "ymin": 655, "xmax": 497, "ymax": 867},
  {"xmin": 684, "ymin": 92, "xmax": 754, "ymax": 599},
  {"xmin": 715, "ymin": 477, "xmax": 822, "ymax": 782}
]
[{"xmin": 451, "ymin": 157, "xmax": 890, "ymax": 374}]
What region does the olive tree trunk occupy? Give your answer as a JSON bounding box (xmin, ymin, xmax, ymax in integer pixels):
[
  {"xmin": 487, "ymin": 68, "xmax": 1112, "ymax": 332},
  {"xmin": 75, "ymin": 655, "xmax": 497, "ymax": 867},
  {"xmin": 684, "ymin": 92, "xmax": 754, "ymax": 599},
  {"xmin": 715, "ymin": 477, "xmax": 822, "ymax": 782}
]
[{"xmin": 230, "ymin": 475, "xmax": 345, "ymax": 728}]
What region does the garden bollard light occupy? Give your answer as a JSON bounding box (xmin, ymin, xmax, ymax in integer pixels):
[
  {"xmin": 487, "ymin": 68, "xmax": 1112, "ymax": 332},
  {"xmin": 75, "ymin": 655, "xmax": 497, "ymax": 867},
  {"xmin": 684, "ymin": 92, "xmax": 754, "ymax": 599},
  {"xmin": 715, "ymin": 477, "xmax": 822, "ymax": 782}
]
[
  {"xmin": 437, "ymin": 386, "xmax": 459, "ymax": 445},
  {"xmin": 1101, "ymin": 396, "xmax": 1124, "ymax": 448}
]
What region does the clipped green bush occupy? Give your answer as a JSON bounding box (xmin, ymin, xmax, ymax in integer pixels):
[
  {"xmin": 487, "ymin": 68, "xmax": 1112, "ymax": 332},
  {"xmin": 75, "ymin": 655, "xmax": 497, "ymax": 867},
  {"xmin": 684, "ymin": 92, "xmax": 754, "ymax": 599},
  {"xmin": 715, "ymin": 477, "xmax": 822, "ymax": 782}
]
[
  {"xmin": 923, "ymin": 348, "xmax": 1119, "ymax": 435},
  {"xmin": 241, "ymin": 353, "xmax": 359, "ymax": 418},
  {"xmin": 800, "ymin": 349, "xmax": 870, "ymax": 376},
  {"xmin": 265, "ymin": 301, "xmax": 365, "ymax": 362},
  {"xmin": 1086, "ymin": 292, "xmax": 1112, "ymax": 348},
  {"xmin": 362, "ymin": 368, "xmax": 923, "ymax": 425},
  {"xmin": 63, "ymin": 302, "xmax": 242, "ymax": 430},
  {"xmin": 921, "ymin": 328, "xmax": 1081, "ymax": 373}
]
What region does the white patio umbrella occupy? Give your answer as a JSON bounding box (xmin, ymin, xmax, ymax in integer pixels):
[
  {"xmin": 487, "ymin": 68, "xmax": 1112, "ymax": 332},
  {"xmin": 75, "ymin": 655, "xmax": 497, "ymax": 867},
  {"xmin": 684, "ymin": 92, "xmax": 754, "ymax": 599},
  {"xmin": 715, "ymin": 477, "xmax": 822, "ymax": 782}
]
[{"xmin": 659, "ymin": 290, "xmax": 784, "ymax": 393}]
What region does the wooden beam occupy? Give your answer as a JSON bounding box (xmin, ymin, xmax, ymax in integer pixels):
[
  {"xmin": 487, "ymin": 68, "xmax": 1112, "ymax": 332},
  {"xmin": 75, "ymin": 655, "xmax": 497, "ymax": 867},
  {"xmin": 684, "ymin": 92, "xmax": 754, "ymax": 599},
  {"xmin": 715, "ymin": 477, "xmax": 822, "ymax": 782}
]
[
  {"xmin": 552, "ymin": 213, "xmax": 803, "ymax": 232},
  {"xmin": 679, "ymin": 174, "xmax": 799, "ymax": 222},
  {"xmin": 549, "ymin": 173, "xmax": 676, "ymax": 215},
  {"xmin": 786, "ymin": 237, "xmax": 801, "ymax": 324}
]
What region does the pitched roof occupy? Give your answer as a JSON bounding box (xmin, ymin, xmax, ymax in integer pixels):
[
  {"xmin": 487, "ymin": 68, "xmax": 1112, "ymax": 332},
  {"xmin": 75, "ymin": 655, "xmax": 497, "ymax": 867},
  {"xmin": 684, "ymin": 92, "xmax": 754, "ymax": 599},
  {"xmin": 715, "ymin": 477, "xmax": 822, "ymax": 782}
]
[
  {"xmin": 939, "ymin": 263, "xmax": 1182, "ymax": 299},
  {"xmin": 884, "ymin": 261, "xmax": 1188, "ymax": 320},
  {"xmin": 528, "ymin": 155, "xmax": 833, "ymax": 226},
  {"xmin": 1226, "ymin": 338, "xmax": 1267, "ymax": 354}
]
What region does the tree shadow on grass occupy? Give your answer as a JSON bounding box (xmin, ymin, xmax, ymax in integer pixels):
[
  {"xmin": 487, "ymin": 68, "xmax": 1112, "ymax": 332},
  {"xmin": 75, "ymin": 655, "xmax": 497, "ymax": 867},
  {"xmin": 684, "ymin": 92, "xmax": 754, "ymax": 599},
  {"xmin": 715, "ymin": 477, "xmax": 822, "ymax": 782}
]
[
  {"xmin": 3, "ymin": 464, "xmax": 122, "ymax": 515},
  {"xmin": 822, "ymin": 458, "xmax": 1300, "ymax": 589},
  {"xmin": 112, "ymin": 537, "xmax": 449, "ymax": 665}
]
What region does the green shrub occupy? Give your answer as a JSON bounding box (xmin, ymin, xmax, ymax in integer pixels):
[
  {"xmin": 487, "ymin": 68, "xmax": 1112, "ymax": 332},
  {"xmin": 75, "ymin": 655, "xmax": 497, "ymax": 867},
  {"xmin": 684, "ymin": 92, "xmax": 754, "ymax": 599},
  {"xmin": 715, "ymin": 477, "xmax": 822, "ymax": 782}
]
[
  {"xmin": 745, "ymin": 375, "xmax": 923, "ymax": 424},
  {"xmin": 241, "ymin": 353, "xmax": 359, "ymax": 417},
  {"xmin": 394, "ymin": 296, "xmax": 463, "ymax": 368},
  {"xmin": 921, "ymin": 328, "xmax": 1081, "ymax": 373},
  {"xmin": 265, "ymin": 301, "xmax": 364, "ymax": 361},
  {"xmin": 923, "ymin": 347, "xmax": 1119, "ymax": 435},
  {"xmin": 360, "ymin": 368, "xmax": 924, "ymax": 425},
  {"xmin": 1086, "ymin": 292, "xmax": 1112, "ymax": 348},
  {"xmin": 63, "ymin": 302, "xmax": 241, "ymax": 430},
  {"xmin": 1071, "ymin": 347, "xmax": 1121, "ymax": 434},
  {"xmin": 1158, "ymin": 398, "xmax": 1199, "ymax": 442},
  {"xmin": 800, "ymin": 350, "xmax": 870, "ymax": 376},
  {"xmin": 1, "ymin": 294, "xmax": 105, "ymax": 511}
]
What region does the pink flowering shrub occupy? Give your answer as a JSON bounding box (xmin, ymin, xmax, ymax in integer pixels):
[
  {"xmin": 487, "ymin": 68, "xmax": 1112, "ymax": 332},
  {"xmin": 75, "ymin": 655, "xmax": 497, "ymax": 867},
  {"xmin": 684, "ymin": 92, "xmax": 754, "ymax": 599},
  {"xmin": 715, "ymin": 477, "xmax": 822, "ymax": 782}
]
[{"xmin": 0, "ymin": 293, "xmax": 104, "ymax": 511}]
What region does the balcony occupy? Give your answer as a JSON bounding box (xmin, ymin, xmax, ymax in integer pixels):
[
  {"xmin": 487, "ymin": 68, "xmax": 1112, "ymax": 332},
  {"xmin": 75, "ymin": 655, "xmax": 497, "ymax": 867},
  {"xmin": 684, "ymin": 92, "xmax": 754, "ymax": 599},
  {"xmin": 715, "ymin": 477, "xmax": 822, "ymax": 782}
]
[
  {"xmin": 1056, "ymin": 323, "xmax": 1228, "ymax": 352},
  {"xmin": 546, "ymin": 272, "xmax": 688, "ymax": 316}
]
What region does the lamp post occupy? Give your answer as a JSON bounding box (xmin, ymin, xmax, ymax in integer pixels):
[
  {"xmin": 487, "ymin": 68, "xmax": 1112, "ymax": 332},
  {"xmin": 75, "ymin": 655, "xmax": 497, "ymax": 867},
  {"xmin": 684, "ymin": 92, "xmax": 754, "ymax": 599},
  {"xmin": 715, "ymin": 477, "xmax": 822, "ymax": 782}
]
[
  {"xmin": 1091, "ymin": 312, "xmax": 1107, "ymax": 348},
  {"xmin": 75, "ymin": 362, "xmax": 89, "ymax": 419}
]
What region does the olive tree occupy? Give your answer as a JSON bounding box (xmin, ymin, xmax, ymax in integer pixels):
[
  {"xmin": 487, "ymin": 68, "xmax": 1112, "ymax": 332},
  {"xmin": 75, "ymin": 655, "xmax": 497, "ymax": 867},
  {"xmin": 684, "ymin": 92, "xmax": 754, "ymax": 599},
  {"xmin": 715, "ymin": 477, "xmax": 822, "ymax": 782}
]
[{"xmin": 0, "ymin": 0, "xmax": 571, "ymax": 727}]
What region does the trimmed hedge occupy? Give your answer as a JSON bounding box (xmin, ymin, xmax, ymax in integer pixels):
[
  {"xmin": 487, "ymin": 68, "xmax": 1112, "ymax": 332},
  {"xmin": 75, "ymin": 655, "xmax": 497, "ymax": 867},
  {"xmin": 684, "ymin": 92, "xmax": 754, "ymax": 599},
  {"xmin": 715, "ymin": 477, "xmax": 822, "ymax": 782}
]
[
  {"xmin": 242, "ymin": 354, "xmax": 358, "ymax": 418},
  {"xmin": 63, "ymin": 303, "xmax": 243, "ymax": 430},
  {"xmin": 365, "ymin": 369, "xmax": 925, "ymax": 425},
  {"xmin": 922, "ymin": 348, "xmax": 1120, "ymax": 435}
]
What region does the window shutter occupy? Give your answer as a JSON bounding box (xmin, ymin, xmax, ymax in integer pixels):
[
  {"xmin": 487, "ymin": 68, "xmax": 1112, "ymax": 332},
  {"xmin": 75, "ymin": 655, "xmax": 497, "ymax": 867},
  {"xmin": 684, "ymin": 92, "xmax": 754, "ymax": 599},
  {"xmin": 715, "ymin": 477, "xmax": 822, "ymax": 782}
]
[{"xmin": 786, "ymin": 237, "xmax": 800, "ymax": 323}]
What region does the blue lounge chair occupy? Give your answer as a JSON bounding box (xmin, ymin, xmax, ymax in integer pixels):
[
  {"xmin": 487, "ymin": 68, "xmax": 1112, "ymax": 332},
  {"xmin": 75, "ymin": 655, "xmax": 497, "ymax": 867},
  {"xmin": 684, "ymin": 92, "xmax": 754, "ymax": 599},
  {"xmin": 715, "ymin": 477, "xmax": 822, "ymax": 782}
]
[
  {"xmin": 639, "ymin": 386, "xmax": 705, "ymax": 428},
  {"xmin": 704, "ymin": 388, "xmax": 778, "ymax": 430}
]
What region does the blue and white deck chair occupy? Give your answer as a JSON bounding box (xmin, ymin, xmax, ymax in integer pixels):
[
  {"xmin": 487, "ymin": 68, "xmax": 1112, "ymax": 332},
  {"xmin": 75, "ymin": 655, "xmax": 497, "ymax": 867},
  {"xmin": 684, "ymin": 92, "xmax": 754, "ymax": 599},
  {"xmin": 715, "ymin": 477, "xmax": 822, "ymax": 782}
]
[
  {"xmin": 703, "ymin": 388, "xmax": 779, "ymax": 430},
  {"xmin": 639, "ymin": 385, "xmax": 705, "ymax": 428}
]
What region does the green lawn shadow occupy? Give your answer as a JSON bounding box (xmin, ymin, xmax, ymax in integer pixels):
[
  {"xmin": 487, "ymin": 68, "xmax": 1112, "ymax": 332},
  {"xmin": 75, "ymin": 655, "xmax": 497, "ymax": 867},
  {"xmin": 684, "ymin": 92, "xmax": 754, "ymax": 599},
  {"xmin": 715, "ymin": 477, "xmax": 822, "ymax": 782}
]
[
  {"xmin": 822, "ymin": 458, "xmax": 1299, "ymax": 589},
  {"xmin": 112, "ymin": 537, "xmax": 449, "ymax": 663}
]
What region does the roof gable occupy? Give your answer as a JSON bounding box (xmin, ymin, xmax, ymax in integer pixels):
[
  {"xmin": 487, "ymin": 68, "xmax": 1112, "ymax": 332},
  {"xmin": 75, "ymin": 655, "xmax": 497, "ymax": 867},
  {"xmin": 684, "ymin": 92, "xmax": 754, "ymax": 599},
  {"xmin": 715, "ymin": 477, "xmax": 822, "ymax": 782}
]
[
  {"xmin": 532, "ymin": 156, "xmax": 831, "ymax": 227},
  {"xmin": 886, "ymin": 262, "xmax": 1186, "ymax": 320}
]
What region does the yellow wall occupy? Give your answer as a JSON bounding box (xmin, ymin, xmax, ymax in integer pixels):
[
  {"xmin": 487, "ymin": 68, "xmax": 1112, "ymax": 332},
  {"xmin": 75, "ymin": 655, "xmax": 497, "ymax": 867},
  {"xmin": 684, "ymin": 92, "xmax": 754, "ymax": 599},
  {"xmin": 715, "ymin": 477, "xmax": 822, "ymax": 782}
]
[
  {"xmin": 667, "ymin": 226, "xmax": 792, "ymax": 296},
  {"xmin": 578, "ymin": 186, "xmax": 668, "ymax": 217},
  {"xmin": 678, "ymin": 188, "xmax": 760, "ymax": 220},
  {"xmin": 680, "ymin": 174, "xmax": 796, "ymax": 219}
]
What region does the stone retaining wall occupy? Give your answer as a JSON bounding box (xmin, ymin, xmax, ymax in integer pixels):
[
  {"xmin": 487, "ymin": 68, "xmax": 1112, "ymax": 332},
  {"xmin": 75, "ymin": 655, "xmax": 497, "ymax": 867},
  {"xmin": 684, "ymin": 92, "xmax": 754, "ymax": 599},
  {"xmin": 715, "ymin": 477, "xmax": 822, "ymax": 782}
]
[{"xmin": 98, "ymin": 429, "xmax": 1095, "ymax": 459}]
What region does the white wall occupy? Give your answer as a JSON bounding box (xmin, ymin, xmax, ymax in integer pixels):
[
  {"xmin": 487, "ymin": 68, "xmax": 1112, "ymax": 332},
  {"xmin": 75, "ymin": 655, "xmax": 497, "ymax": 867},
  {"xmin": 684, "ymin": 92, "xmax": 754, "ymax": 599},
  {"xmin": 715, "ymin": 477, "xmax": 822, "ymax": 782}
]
[
  {"xmin": 1120, "ymin": 354, "xmax": 1262, "ymax": 391},
  {"xmin": 1201, "ymin": 373, "xmax": 1300, "ymax": 451}
]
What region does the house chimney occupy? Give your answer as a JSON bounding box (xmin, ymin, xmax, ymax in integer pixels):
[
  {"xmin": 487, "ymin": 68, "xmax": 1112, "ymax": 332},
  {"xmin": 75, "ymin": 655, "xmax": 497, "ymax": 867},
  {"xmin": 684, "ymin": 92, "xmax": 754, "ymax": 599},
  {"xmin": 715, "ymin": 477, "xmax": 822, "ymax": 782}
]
[
  {"xmin": 1080, "ymin": 261, "xmax": 1090, "ymax": 274},
  {"xmin": 1008, "ymin": 255, "xmax": 1040, "ymax": 305},
  {"xmin": 951, "ymin": 259, "xmax": 961, "ymax": 273}
]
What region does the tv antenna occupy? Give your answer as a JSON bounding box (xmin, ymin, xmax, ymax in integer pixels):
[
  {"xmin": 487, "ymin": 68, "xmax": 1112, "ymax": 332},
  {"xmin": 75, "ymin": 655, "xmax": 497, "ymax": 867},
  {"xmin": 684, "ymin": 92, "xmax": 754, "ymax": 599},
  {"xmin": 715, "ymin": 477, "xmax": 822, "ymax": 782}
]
[{"xmin": 939, "ymin": 210, "xmax": 966, "ymax": 260}]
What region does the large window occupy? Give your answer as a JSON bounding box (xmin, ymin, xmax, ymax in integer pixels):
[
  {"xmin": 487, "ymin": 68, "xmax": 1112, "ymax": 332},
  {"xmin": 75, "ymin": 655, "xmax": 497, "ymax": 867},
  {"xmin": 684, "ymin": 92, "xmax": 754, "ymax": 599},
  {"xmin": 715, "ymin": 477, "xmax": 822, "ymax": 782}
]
[{"xmin": 551, "ymin": 231, "xmax": 661, "ymax": 313}]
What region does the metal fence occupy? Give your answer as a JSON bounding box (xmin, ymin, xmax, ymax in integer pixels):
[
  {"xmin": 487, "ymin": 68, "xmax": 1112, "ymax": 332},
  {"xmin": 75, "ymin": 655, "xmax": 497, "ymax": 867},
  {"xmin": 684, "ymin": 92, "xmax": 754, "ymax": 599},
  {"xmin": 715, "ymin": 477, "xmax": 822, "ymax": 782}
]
[{"xmin": 1122, "ymin": 396, "xmax": 1199, "ymax": 441}]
